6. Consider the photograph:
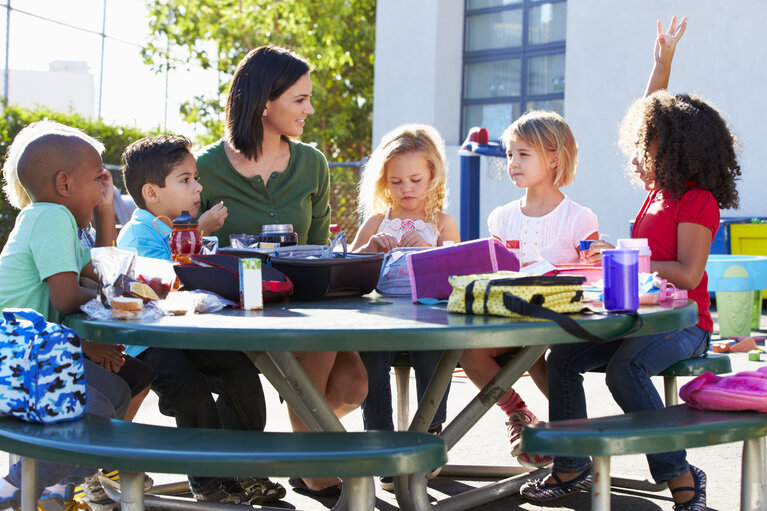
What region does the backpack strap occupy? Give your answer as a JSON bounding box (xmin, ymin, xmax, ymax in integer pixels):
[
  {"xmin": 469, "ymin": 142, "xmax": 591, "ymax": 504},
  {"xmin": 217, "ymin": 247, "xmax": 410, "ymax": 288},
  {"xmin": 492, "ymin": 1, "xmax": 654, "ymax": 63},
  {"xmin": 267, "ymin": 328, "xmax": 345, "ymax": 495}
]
[{"xmin": 501, "ymin": 293, "xmax": 644, "ymax": 343}]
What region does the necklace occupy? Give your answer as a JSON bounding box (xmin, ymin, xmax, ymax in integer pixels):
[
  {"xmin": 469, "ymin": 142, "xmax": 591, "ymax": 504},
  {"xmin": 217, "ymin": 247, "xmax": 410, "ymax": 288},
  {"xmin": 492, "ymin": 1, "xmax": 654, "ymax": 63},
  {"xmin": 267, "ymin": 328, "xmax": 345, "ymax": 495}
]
[{"xmin": 226, "ymin": 140, "xmax": 286, "ymax": 180}]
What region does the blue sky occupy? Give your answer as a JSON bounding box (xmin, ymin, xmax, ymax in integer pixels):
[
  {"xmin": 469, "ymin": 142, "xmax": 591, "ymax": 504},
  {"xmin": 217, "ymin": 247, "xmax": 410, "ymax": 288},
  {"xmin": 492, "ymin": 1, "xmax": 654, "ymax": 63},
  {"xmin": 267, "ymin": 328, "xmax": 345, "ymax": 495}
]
[{"xmin": 0, "ymin": 0, "xmax": 219, "ymax": 135}]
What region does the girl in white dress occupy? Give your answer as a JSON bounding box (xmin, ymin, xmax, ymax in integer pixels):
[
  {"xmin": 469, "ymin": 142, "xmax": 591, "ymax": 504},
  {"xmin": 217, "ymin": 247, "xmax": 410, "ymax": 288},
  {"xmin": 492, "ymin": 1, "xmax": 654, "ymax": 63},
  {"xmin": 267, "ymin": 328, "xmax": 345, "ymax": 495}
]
[
  {"xmin": 351, "ymin": 123, "xmax": 459, "ymax": 490},
  {"xmin": 352, "ymin": 124, "xmax": 459, "ymax": 252}
]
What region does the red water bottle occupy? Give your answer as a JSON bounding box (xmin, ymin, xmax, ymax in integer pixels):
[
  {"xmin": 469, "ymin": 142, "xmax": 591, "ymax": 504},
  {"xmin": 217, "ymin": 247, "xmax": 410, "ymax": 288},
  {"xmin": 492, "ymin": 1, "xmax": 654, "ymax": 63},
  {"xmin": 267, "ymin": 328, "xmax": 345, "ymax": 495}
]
[{"xmin": 158, "ymin": 211, "xmax": 202, "ymax": 263}]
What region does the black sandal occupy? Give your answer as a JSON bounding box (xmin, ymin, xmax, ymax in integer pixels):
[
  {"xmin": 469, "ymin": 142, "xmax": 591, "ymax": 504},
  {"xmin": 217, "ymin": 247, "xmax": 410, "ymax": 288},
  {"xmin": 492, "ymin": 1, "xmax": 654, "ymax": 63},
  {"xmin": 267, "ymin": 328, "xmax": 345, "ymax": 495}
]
[
  {"xmin": 671, "ymin": 465, "xmax": 707, "ymax": 511},
  {"xmin": 519, "ymin": 469, "xmax": 593, "ymax": 502}
]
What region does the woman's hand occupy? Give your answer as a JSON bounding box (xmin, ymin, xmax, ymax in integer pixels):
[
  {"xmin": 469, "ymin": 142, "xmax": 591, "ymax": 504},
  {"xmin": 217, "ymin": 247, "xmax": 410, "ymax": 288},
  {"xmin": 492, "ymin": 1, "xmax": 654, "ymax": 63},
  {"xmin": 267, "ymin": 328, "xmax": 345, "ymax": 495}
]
[
  {"xmin": 654, "ymin": 15, "xmax": 687, "ymax": 69},
  {"xmin": 399, "ymin": 229, "xmax": 428, "ymax": 248},
  {"xmin": 198, "ymin": 201, "xmax": 228, "ymax": 236},
  {"xmin": 82, "ymin": 340, "xmax": 125, "ymax": 373},
  {"xmin": 582, "ymin": 240, "xmax": 615, "ymax": 264}
]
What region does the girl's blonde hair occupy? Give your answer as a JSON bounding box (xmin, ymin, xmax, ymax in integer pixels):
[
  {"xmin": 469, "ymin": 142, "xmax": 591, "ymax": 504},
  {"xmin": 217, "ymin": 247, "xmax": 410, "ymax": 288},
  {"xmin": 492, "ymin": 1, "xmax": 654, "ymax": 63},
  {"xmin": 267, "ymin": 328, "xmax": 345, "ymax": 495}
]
[
  {"xmin": 501, "ymin": 110, "xmax": 578, "ymax": 187},
  {"xmin": 2, "ymin": 120, "xmax": 105, "ymax": 209},
  {"xmin": 358, "ymin": 123, "xmax": 448, "ymax": 223}
]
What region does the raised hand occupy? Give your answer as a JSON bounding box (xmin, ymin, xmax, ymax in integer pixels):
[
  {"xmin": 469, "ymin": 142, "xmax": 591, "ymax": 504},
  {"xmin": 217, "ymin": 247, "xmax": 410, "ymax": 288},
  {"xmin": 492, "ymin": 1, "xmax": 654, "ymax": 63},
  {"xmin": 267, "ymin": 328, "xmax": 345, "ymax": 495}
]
[{"xmin": 654, "ymin": 15, "xmax": 687, "ymax": 68}]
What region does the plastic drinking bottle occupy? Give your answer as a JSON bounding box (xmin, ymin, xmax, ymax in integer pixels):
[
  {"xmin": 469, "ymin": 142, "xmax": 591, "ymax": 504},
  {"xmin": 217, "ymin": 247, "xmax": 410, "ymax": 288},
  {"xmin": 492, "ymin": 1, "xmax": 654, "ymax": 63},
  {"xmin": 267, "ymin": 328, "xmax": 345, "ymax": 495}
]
[
  {"xmin": 602, "ymin": 249, "xmax": 639, "ymax": 311},
  {"xmin": 616, "ymin": 238, "xmax": 651, "ymax": 274}
]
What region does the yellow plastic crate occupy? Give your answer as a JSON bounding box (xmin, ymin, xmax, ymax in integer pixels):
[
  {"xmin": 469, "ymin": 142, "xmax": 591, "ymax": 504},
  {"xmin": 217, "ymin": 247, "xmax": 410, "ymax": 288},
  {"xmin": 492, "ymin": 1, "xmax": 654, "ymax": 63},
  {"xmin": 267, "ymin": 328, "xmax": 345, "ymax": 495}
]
[{"xmin": 730, "ymin": 223, "xmax": 767, "ymax": 300}]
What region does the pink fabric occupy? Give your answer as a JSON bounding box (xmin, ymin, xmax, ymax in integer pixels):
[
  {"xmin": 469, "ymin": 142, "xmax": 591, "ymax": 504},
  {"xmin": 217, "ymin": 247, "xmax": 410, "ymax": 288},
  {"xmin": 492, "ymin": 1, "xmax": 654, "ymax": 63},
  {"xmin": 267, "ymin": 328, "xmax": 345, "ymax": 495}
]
[
  {"xmin": 680, "ymin": 366, "xmax": 767, "ymax": 412},
  {"xmin": 499, "ymin": 391, "xmax": 527, "ymax": 413}
]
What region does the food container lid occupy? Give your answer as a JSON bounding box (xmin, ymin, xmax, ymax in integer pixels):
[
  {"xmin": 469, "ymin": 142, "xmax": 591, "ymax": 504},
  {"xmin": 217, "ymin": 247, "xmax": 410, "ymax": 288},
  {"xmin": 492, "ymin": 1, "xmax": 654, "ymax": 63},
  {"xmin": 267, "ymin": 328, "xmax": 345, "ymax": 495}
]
[
  {"xmin": 262, "ymin": 224, "xmax": 294, "ymax": 234},
  {"xmin": 172, "ymin": 210, "xmax": 198, "ymax": 227}
]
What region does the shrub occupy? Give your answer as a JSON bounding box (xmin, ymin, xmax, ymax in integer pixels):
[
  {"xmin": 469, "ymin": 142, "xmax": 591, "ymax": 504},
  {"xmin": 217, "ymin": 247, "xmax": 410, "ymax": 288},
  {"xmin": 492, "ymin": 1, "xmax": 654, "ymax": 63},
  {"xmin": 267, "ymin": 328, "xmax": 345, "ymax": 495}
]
[{"xmin": 0, "ymin": 104, "xmax": 158, "ymax": 248}]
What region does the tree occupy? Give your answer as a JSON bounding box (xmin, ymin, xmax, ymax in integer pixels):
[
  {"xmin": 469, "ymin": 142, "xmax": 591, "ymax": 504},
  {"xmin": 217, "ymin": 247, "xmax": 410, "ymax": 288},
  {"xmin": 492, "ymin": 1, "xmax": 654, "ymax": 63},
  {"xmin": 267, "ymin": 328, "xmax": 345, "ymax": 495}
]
[{"xmin": 142, "ymin": 0, "xmax": 376, "ymax": 162}]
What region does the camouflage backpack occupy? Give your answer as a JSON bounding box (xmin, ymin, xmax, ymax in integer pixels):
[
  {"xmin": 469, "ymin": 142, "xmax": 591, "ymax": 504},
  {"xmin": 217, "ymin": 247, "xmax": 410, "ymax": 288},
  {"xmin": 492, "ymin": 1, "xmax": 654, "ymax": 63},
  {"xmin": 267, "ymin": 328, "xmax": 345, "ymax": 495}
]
[{"xmin": 0, "ymin": 308, "xmax": 86, "ymax": 424}]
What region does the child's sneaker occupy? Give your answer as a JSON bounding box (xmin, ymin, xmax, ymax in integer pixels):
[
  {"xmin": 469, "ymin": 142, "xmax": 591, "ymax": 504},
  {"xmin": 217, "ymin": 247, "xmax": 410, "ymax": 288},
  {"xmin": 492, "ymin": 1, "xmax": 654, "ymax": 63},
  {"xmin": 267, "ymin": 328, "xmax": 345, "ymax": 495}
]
[
  {"xmin": 0, "ymin": 479, "xmax": 20, "ymax": 511},
  {"xmin": 0, "ymin": 494, "xmax": 19, "ymax": 511},
  {"xmin": 38, "ymin": 484, "xmax": 78, "ymax": 511},
  {"xmin": 236, "ymin": 478, "xmax": 286, "ymax": 504},
  {"xmin": 506, "ymin": 408, "xmax": 553, "ymax": 467},
  {"xmin": 80, "ymin": 473, "xmax": 117, "ymax": 511}
]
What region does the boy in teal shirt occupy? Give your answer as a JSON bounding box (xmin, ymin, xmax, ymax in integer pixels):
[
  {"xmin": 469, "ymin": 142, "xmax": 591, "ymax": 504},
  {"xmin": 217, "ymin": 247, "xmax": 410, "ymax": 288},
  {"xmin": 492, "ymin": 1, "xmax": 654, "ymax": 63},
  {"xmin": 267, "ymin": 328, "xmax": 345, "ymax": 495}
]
[
  {"xmin": 117, "ymin": 135, "xmax": 284, "ymax": 505},
  {"xmin": 0, "ymin": 121, "xmax": 131, "ymax": 511}
]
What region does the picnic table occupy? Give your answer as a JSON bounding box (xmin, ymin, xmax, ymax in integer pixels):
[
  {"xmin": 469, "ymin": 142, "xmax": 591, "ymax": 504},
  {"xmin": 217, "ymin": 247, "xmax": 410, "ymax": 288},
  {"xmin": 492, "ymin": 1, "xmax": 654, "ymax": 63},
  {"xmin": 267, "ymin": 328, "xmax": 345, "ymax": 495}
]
[{"xmin": 64, "ymin": 294, "xmax": 698, "ymax": 510}]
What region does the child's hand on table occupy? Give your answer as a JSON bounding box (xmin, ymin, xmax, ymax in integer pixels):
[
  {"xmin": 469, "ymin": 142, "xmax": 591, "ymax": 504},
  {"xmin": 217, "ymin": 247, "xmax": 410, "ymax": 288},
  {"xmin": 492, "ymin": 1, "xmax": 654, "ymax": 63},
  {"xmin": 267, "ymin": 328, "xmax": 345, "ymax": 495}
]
[
  {"xmin": 82, "ymin": 340, "xmax": 126, "ymax": 373},
  {"xmin": 367, "ymin": 232, "xmax": 399, "ymax": 252},
  {"xmin": 399, "ymin": 229, "xmax": 428, "ymax": 248},
  {"xmin": 582, "ymin": 240, "xmax": 615, "ymax": 264},
  {"xmin": 198, "ymin": 201, "xmax": 228, "ymax": 235}
]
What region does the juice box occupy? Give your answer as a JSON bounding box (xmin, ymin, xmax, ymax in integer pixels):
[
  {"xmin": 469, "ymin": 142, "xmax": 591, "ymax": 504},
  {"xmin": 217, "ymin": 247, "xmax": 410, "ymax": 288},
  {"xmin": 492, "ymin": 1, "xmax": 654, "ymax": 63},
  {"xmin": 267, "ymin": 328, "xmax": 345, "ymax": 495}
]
[{"xmin": 239, "ymin": 258, "xmax": 263, "ymax": 310}]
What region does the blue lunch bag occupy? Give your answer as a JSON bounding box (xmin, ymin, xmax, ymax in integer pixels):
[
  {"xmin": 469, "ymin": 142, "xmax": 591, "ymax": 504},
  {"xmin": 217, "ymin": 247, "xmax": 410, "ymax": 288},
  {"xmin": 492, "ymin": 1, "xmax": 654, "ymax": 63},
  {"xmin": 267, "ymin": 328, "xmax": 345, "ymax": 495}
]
[{"xmin": 0, "ymin": 308, "xmax": 86, "ymax": 424}]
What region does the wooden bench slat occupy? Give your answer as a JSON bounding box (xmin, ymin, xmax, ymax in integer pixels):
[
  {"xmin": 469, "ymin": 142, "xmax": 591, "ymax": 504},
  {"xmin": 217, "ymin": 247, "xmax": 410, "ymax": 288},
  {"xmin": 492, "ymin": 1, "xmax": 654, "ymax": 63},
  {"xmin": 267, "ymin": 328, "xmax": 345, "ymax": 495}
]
[
  {"xmin": 0, "ymin": 414, "xmax": 447, "ymax": 478},
  {"xmin": 521, "ymin": 404, "xmax": 767, "ymax": 457}
]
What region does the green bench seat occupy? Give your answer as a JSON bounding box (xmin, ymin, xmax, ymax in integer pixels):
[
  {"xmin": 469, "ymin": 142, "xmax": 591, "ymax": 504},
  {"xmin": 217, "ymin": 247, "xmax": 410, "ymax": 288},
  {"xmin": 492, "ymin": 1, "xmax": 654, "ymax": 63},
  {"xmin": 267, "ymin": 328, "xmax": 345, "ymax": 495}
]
[
  {"xmin": 0, "ymin": 413, "xmax": 447, "ymax": 511},
  {"xmin": 520, "ymin": 404, "xmax": 767, "ymax": 510},
  {"xmin": 591, "ymin": 352, "xmax": 732, "ymax": 405}
]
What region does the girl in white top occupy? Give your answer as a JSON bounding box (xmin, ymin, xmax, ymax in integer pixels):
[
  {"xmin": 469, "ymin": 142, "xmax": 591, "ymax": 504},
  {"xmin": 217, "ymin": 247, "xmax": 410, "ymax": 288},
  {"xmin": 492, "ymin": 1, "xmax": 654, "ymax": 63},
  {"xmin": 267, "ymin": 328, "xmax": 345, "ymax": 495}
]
[
  {"xmin": 351, "ymin": 123, "xmax": 459, "ymax": 252},
  {"xmin": 461, "ymin": 111, "xmax": 599, "ymax": 468},
  {"xmin": 351, "ymin": 125, "xmax": 459, "ymax": 483}
]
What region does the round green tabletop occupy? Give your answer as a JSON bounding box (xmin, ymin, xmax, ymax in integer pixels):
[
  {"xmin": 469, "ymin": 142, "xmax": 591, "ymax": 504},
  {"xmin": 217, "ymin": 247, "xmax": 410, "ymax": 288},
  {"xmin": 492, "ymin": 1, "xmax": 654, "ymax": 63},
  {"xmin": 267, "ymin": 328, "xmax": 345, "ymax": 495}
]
[{"xmin": 64, "ymin": 296, "xmax": 698, "ymax": 352}]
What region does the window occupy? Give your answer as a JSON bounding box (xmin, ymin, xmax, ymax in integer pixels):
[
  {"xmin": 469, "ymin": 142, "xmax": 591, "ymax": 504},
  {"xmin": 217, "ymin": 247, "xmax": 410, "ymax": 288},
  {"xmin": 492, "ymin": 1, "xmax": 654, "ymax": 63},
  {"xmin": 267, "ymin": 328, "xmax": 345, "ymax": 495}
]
[{"xmin": 461, "ymin": 0, "xmax": 567, "ymax": 141}]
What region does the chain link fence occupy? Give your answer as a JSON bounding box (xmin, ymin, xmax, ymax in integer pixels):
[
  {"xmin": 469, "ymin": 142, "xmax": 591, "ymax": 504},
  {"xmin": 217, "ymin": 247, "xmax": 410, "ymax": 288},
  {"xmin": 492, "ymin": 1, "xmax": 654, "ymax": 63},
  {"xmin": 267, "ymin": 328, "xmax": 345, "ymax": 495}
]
[{"xmin": 329, "ymin": 162, "xmax": 361, "ymax": 241}]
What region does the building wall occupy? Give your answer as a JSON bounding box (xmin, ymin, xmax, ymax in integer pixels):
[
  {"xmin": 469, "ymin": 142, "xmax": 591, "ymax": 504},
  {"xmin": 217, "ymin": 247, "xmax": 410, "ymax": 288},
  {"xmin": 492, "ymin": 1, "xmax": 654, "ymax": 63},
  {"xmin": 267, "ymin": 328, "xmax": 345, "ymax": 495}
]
[
  {"xmin": 567, "ymin": 0, "xmax": 767, "ymax": 240},
  {"xmin": 8, "ymin": 61, "xmax": 95, "ymax": 118},
  {"xmin": 374, "ymin": 1, "xmax": 767, "ymax": 242}
]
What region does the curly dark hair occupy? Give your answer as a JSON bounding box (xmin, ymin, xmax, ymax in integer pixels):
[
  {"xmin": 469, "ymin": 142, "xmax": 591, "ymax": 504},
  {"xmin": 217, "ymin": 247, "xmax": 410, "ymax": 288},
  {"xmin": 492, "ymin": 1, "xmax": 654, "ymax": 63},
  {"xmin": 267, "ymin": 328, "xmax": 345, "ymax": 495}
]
[{"xmin": 619, "ymin": 90, "xmax": 740, "ymax": 209}]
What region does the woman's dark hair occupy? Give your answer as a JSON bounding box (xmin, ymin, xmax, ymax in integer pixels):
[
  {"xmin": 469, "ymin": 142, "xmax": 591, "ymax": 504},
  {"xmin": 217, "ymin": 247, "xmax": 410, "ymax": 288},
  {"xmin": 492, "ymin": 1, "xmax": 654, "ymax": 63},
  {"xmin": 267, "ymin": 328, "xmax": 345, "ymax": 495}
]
[
  {"xmin": 225, "ymin": 45, "xmax": 311, "ymax": 161},
  {"xmin": 619, "ymin": 90, "xmax": 741, "ymax": 209}
]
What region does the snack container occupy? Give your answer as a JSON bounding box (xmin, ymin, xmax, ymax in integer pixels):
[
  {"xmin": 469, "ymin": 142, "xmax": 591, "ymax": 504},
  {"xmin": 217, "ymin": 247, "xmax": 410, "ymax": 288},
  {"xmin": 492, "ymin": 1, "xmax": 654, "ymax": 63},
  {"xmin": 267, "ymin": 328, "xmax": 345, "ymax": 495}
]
[
  {"xmin": 239, "ymin": 258, "xmax": 263, "ymax": 310},
  {"xmin": 173, "ymin": 254, "xmax": 292, "ymax": 303},
  {"xmin": 219, "ymin": 247, "xmax": 384, "ymax": 300}
]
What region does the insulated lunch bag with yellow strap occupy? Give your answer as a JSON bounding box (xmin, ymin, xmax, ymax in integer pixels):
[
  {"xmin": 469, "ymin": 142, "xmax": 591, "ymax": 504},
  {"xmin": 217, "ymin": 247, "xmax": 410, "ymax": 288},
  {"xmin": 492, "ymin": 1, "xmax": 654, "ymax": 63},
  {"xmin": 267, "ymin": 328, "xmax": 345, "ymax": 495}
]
[
  {"xmin": 448, "ymin": 271, "xmax": 585, "ymax": 317},
  {"xmin": 447, "ymin": 271, "xmax": 643, "ymax": 343}
]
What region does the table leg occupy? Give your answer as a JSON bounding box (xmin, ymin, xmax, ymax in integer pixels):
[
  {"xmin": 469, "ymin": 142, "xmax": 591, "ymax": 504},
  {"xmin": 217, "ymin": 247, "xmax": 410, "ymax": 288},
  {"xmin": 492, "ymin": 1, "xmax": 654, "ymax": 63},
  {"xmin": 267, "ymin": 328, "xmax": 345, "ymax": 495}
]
[
  {"xmin": 443, "ymin": 344, "xmax": 548, "ymax": 450},
  {"xmin": 119, "ymin": 471, "xmax": 146, "ymax": 511},
  {"xmin": 592, "ymin": 456, "xmax": 611, "ymax": 511},
  {"xmin": 409, "ymin": 350, "xmax": 463, "ymax": 433},
  {"xmin": 250, "ymin": 351, "xmax": 323, "ymax": 432},
  {"xmin": 395, "ymin": 345, "xmax": 548, "ymax": 511},
  {"xmin": 741, "ymin": 436, "xmax": 767, "ymax": 511},
  {"xmin": 255, "ymin": 351, "xmax": 374, "ymax": 511},
  {"xmin": 20, "ymin": 457, "xmax": 37, "ymax": 511},
  {"xmin": 331, "ymin": 477, "xmax": 375, "ymax": 511}
]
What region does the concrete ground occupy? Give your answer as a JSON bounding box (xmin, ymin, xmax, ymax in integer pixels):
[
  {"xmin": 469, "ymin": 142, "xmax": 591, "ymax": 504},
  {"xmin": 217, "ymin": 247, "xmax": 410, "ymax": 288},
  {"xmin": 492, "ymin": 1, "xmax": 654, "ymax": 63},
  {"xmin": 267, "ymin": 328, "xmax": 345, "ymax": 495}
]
[{"xmin": 3, "ymin": 306, "xmax": 763, "ymax": 510}]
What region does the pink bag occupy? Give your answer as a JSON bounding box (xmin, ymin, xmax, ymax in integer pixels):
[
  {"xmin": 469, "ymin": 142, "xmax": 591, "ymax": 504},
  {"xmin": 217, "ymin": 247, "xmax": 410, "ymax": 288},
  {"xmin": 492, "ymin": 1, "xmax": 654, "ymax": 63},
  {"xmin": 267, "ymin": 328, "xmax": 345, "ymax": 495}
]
[
  {"xmin": 406, "ymin": 238, "xmax": 520, "ymax": 302},
  {"xmin": 679, "ymin": 366, "xmax": 767, "ymax": 413}
]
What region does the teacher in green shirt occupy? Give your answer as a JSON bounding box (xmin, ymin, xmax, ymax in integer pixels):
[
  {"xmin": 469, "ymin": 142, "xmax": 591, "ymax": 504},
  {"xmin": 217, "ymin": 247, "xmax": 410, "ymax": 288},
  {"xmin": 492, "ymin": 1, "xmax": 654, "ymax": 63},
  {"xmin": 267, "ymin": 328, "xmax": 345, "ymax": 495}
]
[{"xmin": 196, "ymin": 45, "xmax": 367, "ymax": 496}]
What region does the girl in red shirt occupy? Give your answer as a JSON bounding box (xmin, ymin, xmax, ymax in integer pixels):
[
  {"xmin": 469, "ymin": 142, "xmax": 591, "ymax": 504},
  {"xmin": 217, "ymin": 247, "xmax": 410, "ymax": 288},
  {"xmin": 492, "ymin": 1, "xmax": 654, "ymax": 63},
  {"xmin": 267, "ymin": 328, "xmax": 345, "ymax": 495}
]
[{"xmin": 521, "ymin": 17, "xmax": 741, "ymax": 511}]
